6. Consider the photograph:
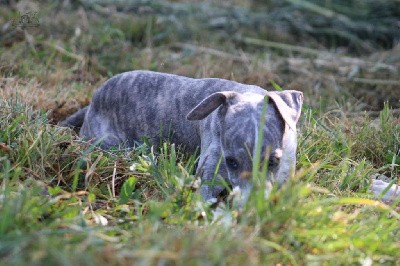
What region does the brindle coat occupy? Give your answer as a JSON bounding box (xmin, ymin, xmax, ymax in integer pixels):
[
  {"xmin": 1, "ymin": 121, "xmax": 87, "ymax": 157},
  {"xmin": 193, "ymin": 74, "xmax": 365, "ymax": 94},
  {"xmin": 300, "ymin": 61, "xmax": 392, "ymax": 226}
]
[{"xmin": 60, "ymin": 71, "xmax": 303, "ymax": 201}]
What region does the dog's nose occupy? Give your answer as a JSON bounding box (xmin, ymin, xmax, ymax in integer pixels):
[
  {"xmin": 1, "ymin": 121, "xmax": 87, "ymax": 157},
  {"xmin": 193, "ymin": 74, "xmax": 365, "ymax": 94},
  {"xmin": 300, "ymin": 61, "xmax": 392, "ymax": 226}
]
[{"xmin": 269, "ymin": 148, "xmax": 282, "ymax": 167}]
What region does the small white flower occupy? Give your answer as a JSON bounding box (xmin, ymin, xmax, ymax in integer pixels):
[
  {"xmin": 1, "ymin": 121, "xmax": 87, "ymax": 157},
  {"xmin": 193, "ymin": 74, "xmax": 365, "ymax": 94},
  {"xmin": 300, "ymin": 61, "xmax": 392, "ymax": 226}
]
[
  {"xmin": 93, "ymin": 213, "xmax": 108, "ymax": 226},
  {"xmin": 129, "ymin": 163, "xmax": 139, "ymax": 172},
  {"xmin": 191, "ymin": 177, "xmax": 201, "ymax": 189},
  {"xmin": 360, "ymin": 256, "xmax": 372, "ymax": 266}
]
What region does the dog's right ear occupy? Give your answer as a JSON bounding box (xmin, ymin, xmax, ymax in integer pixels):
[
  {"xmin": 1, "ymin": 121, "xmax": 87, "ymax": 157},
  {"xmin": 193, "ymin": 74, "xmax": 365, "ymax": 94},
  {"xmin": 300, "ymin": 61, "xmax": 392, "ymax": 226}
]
[
  {"xmin": 187, "ymin": 91, "xmax": 238, "ymax": 121},
  {"xmin": 266, "ymin": 90, "xmax": 303, "ymax": 131}
]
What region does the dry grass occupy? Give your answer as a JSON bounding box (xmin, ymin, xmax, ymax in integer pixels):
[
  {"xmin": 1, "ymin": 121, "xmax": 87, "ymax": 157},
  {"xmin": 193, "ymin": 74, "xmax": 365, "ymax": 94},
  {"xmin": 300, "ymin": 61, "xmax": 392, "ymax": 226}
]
[
  {"xmin": 1, "ymin": 0, "xmax": 399, "ymax": 120},
  {"xmin": 0, "ymin": 1, "xmax": 399, "ymax": 265}
]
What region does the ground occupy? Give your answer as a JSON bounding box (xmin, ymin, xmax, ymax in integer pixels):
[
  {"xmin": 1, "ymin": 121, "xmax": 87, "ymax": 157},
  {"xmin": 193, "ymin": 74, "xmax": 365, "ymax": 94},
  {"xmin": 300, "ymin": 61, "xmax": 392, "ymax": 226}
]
[{"xmin": 0, "ymin": 1, "xmax": 399, "ymax": 265}]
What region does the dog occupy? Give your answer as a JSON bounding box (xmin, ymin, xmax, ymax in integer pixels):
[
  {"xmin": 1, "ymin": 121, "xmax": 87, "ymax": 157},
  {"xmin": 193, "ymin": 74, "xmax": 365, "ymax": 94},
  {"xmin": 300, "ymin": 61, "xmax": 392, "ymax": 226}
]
[{"xmin": 60, "ymin": 70, "xmax": 304, "ymax": 201}]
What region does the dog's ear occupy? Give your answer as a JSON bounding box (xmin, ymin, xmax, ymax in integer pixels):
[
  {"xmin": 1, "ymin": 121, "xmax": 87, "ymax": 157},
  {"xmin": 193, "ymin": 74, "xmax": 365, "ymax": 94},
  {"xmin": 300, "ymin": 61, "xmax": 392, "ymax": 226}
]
[
  {"xmin": 187, "ymin": 91, "xmax": 238, "ymax": 121},
  {"xmin": 266, "ymin": 90, "xmax": 303, "ymax": 130}
]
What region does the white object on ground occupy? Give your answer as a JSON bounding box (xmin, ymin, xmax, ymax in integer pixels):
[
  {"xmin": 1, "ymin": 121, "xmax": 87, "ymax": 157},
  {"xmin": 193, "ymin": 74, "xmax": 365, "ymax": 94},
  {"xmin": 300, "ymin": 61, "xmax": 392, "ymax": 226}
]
[{"xmin": 370, "ymin": 177, "xmax": 400, "ymax": 202}]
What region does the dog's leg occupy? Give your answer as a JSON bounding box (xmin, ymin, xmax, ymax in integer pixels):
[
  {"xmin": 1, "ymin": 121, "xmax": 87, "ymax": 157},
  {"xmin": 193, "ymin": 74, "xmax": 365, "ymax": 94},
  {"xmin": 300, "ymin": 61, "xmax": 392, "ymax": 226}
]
[{"xmin": 58, "ymin": 106, "xmax": 89, "ymax": 128}]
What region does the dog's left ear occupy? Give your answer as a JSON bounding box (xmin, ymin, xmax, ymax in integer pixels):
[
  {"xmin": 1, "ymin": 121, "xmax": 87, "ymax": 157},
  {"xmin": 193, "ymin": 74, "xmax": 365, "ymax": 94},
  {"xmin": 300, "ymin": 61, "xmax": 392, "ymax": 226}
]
[
  {"xmin": 266, "ymin": 90, "xmax": 303, "ymax": 131},
  {"xmin": 187, "ymin": 91, "xmax": 239, "ymax": 121}
]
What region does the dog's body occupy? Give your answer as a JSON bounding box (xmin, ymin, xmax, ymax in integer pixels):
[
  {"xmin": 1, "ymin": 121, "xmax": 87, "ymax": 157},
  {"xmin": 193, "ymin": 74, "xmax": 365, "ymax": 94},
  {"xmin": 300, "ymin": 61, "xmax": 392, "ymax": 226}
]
[{"xmin": 60, "ymin": 71, "xmax": 303, "ymax": 201}]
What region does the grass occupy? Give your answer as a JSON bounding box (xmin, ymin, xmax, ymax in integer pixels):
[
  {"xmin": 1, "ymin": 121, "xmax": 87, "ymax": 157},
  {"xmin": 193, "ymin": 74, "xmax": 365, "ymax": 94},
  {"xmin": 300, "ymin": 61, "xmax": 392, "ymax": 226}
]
[
  {"xmin": 1, "ymin": 0, "xmax": 399, "ymax": 265},
  {"xmin": 0, "ymin": 98, "xmax": 399, "ymax": 264}
]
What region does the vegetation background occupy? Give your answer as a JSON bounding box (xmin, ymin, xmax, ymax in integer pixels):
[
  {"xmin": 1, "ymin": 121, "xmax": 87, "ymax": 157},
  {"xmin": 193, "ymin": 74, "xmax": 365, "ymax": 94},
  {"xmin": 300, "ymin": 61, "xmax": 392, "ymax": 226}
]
[{"xmin": 0, "ymin": 0, "xmax": 399, "ymax": 265}]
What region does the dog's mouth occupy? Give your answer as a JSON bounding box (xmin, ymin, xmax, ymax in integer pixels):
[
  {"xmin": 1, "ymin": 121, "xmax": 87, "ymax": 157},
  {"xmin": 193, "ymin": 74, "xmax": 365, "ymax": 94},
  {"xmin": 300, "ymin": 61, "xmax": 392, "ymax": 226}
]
[
  {"xmin": 209, "ymin": 188, "xmax": 230, "ymax": 209},
  {"xmin": 203, "ymin": 183, "xmax": 234, "ymax": 208},
  {"xmin": 214, "ymin": 185, "xmax": 233, "ymax": 205}
]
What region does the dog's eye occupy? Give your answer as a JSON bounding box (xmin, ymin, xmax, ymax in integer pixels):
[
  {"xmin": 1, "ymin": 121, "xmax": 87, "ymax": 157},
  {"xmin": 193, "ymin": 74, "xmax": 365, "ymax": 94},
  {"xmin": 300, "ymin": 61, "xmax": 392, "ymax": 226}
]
[{"xmin": 226, "ymin": 157, "xmax": 240, "ymax": 170}]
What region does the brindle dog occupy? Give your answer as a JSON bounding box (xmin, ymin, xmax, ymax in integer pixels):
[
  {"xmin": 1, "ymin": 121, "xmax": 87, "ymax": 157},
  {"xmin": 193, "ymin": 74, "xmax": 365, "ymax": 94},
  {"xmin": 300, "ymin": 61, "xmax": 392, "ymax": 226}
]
[{"xmin": 60, "ymin": 71, "xmax": 303, "ymax": 201}]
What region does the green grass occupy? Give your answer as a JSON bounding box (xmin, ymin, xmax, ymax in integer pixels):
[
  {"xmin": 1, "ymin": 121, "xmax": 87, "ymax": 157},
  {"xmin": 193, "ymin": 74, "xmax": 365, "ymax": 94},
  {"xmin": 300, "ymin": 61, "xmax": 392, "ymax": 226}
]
[
  {"xmin": 1, "ymin": 1, "xmax": 399, "ymax": 265},
  {"xmin": 1, "ymin": 94, "xmax": 399, "ymax": 265}
]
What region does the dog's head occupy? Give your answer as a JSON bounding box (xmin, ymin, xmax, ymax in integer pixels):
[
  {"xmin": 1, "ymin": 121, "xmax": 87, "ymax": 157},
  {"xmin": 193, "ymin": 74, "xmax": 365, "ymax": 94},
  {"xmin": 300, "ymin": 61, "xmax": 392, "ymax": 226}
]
[{"xmin": 187, "ymin": 90, "xmax": 303, "ymax": 202}]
